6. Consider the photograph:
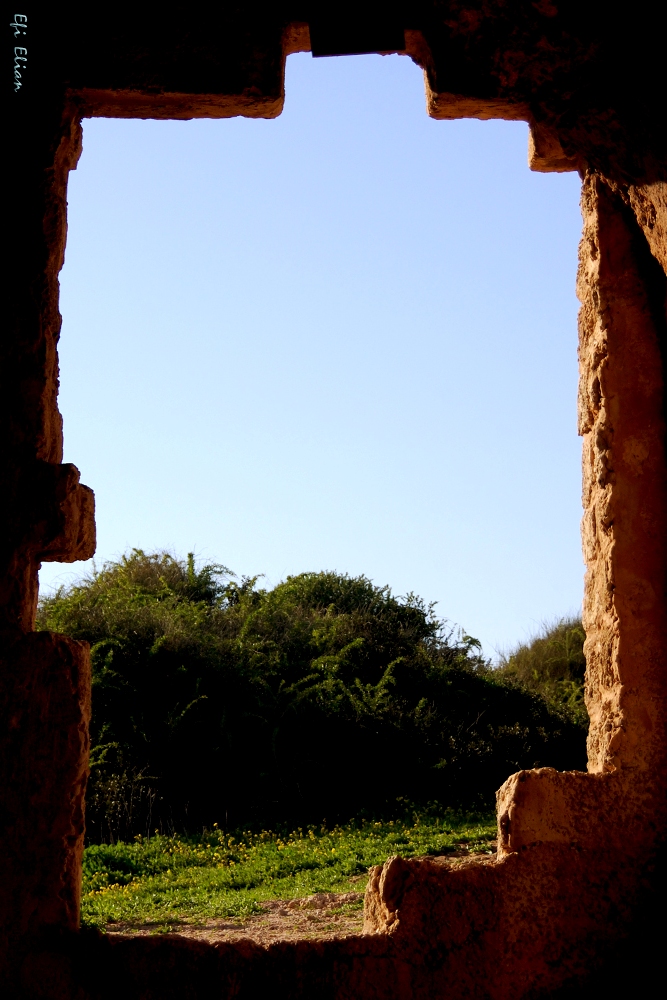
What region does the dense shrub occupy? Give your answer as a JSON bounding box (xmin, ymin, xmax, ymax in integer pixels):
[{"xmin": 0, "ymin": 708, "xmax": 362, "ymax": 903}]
[
  {"xmin": 495, "ymin": 616, "xmax": 587, "ymax": 726},
  {"xmin": 38, "ymin": 551, "xmax": 586, "ymax": 839}
]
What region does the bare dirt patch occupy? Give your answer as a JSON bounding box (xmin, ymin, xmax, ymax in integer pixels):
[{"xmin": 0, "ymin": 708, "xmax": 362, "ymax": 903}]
[{"xmin": 106, "ymin": 890, "xmax": 365, "ymax": 945}]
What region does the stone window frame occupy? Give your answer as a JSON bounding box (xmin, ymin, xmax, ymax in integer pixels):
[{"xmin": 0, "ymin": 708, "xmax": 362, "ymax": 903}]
[{"xmin": 3, "ymin": 11, "xmax": 666, "ymax": 997}]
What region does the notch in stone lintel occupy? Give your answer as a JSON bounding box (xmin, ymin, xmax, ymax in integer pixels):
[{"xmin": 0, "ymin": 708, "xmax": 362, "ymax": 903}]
[
  {"xmin": 309, "ymin": 2, "xmax": 405, "ymax": 57},
  {"xmin": 528, "ymin": 122, "xmax": 579, "ymax": 173}
]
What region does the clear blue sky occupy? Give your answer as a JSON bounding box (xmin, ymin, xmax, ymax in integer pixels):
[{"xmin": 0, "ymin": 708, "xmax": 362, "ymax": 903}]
[{"xmin": 39, "ymin": 52, "xmax": 584, "ymax": 659}]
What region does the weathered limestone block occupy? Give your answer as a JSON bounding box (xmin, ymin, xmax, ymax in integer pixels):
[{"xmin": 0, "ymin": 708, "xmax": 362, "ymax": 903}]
[
  {"xmin": 69, "ymin": 12, "xmax": 289, "ymax": 120},
  {"xmin": 0, "ymin": 633, "xmax": 90, "ymax": 951},
  {"xmin": 6, "ymin": 112, "xmax": 82, "ymax": 470},
  {"xmin": 577, "ymin": 175, "xmax": 667, "ymax": 781},
  {"xmin": 528, "ymin": 122, "xmax": 579, "ymax": 173},
  {"xmin": 4, "ymin": 462, "xmax": 95, "ymax": 638},
  {"xmin": 4, "ymin": 103, "xmax": 93, "ymax": 639},
  {"xmin": 362, "ymin": 845, "xmax": 650, "ymax": 999},
  {"xmin": 10, "ymin": 462, "xmax": 96, "ymax": 565},
  {"xmin": 496, "ymin": 767, "xmax": 616, "ymax": 852},
  {"xmin": 36, "ymin": 465, "xmax": 96, "ymax": 565},
  {"xmin": 627, "ymin": 181, "xmax": 667, "ymax": 273}
]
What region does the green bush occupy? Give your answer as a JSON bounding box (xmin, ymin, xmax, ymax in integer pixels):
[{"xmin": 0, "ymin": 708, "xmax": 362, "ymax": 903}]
[
  {"xmin": 38, "ymin": 551, "xmax": 586, "ymax": 839},
  {"xmin": 494, "ymin": 616, "xmax": 587, "ymax": 726}
]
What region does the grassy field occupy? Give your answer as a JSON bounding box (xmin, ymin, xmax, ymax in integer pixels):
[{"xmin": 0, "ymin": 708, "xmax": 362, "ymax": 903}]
[{"xmin": 82, "ymin": 809, "xmax": 496, "ymax": 933}]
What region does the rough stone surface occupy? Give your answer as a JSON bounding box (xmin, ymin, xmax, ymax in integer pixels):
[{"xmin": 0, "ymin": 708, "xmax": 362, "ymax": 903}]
[
  {"xmin": 528, "ymin": 123, "xmax": 580, "ymax": 173},
  {"xmin": 627, "ymin": 182, "xmax": 667, "ymax": 273},
  {"xmin": 577, "ymin": 174, "xmax": 667, "ymax": 784},
  {"xmin": 0, "ymin": 634, "xmax": 90, "ymax": 946},
  {"xmin": 3, "ymin": 4, "xmax": 667, "ymax": 997}
]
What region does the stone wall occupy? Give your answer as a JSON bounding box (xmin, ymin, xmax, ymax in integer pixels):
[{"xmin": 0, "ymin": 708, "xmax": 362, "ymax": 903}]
[{"xmin": 3, "ymin": 4, "xmax": 666, "ymax": 997}]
